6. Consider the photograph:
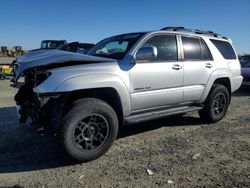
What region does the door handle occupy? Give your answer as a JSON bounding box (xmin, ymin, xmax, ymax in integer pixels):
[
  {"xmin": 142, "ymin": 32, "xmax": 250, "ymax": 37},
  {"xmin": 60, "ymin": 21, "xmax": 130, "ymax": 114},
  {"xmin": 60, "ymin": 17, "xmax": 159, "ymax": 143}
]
[
  {"xmin": 172, "ymin": 64, "xmax": 182, "ymax": 70},
  {"xmin": 205, "ymin": 63, "xmax": 213, "ymax": 68}
]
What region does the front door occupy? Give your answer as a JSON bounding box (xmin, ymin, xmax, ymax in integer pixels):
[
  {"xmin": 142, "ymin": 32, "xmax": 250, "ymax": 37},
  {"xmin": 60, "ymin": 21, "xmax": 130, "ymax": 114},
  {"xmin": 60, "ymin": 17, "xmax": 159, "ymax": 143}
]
[{"xmin": 129, "ymin": 34, "xmax": 184, "ymax": 112}]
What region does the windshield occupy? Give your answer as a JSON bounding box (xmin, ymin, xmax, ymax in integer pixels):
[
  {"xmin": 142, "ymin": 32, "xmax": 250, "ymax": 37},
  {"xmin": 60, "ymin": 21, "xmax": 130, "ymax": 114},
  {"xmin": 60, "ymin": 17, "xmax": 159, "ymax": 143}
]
[{"xmin": 87, "ymin": 33, "xmax": 144, "ymax": 59}]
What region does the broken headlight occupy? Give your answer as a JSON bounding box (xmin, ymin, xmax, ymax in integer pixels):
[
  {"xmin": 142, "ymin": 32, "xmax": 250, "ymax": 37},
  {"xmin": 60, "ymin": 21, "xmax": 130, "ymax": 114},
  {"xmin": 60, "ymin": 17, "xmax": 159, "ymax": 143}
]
[{"xmin": 35, "ymin": 70, "xmax": 52, "ymax": 86}]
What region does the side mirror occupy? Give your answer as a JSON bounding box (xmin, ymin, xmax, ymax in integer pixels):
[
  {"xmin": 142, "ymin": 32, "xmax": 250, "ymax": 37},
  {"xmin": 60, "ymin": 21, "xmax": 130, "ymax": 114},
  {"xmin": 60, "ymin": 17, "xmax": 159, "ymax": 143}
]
[{"xmin": 135, "ymin": 46, "xmax": 157, "ymax": 62}]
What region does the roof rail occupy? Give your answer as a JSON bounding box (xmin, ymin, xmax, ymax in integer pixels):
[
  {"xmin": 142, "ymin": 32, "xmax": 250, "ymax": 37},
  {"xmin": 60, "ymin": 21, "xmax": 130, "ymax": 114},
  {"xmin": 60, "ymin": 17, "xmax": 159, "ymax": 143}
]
[
  {"xmin": 161, "ymin": 26, "xmax": 227, "ymax": 39},
  {"xmin": 161, "ymin": 26, "xmax": 185, "ymax": 31}
]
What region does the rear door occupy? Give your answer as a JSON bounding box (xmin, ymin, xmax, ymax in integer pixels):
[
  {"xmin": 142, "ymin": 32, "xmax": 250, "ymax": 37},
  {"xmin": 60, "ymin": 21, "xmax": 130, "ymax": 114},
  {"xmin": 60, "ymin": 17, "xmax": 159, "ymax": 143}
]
[{"xmin": 180, "ymin": 35, "xmax": 215, "ymax": 102}]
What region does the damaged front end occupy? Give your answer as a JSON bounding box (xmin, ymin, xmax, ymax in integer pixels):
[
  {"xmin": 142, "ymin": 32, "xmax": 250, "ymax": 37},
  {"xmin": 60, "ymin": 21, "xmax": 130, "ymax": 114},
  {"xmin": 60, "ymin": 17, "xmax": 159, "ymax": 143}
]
[
  {"xmin": 12, "ymin": 50, "xmax": 116, "ymax": 131},
  {"xmin": 14, "ymin": 68, "xmax": 65, "ymax": 132}
]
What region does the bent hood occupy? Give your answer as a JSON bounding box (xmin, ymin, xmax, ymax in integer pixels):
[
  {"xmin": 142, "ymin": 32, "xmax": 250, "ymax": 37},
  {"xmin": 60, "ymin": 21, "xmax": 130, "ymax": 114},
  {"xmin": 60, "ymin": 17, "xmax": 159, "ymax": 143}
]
[
  {"xmin": 15, "ymin": 50, "xmax": 116, "ymax": 78},
  {"xmin": 16, "ymin": 49, "xmax": 54, "ymax": 62}
]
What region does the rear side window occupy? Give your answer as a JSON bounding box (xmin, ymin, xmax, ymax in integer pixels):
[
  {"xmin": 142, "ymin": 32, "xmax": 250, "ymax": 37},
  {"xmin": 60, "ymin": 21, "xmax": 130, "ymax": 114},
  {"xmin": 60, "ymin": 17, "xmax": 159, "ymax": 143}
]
[
  {"xmin": 181, "ymin": 36, "xmax": 213, "ymax": 61},
  {"xmin": 200, "ymin": 39, "xmax": 213, "ymax": 60},
  {"xmin": 182, "ymin": 36, "xmax": 202, "ymax": 60},
  {"xmin": 210, "ymin": 39, "xmax": 236, "ymax": 59}
]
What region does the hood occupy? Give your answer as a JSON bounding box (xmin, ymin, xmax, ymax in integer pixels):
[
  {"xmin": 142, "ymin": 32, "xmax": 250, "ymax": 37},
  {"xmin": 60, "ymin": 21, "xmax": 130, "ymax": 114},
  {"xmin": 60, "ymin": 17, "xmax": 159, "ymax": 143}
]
[
  {"xmin": 15, "ymin": 50, "xmax": 116, "ymax": 78},
  {"xmin": 16, "ymin": 49, "xmax": 53, "ymax": 62}
]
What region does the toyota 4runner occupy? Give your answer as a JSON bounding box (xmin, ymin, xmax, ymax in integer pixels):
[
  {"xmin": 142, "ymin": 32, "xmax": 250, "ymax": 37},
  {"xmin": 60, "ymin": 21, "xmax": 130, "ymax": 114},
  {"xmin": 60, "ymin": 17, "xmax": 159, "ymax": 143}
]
[{"xmin": 13, "ymin": 27, "xmax": 243, "ymax": 162}]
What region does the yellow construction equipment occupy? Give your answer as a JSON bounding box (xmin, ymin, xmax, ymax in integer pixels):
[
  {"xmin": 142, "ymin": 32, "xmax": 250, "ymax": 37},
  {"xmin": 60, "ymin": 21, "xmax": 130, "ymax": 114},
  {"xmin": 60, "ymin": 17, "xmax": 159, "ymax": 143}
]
[
  {"xmin": 0, "ymin": 46, "xmax": 8, "ymax": 57},
  {"xmin": 8, "ymin": 46, "xmax": 24, "ymax": 57},
  {"xmin": 0, "ymin": 65, "xmax": 14, "ymax": 80}
]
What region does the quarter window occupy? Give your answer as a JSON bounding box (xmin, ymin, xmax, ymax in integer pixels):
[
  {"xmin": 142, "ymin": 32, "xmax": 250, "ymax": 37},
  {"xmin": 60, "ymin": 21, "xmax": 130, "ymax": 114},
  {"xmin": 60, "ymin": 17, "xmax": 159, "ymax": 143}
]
[
  {"xmin": 141, "ymin": 35, "xmax": 177, "ymax": 61},
  {"xmin": 210, "ymin": 39, "xmax": 236, "ymax": 60}
]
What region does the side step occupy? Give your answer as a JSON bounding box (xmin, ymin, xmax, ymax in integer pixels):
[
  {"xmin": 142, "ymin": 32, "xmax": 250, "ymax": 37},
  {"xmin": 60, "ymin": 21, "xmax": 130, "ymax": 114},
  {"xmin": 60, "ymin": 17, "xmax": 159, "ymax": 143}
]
[{"xmin": 124, "ymin": 106, "xmax": 203, "ymax": 125}]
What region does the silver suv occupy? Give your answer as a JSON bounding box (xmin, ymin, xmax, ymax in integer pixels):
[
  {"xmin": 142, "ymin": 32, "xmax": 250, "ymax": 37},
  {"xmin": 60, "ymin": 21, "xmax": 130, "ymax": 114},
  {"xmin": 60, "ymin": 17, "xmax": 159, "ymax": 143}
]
[{"xmin": 13, "ymin": 27, "xmax": 242, "ymax": 161}]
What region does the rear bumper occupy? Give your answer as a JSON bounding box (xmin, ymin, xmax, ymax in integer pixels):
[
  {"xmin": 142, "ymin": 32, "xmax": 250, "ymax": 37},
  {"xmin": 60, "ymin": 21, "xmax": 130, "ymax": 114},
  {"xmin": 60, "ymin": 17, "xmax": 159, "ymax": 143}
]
[{"xmin": 230, "ymin": 75, "xmax": 243, "ymax": 92}]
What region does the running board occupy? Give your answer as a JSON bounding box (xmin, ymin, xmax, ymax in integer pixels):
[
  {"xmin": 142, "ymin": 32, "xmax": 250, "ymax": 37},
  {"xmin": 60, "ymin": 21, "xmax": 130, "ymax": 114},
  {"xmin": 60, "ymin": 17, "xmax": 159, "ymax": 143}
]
[{"xmin": 124, "ymin": 106, "xmax": 203, "ymax": 125}]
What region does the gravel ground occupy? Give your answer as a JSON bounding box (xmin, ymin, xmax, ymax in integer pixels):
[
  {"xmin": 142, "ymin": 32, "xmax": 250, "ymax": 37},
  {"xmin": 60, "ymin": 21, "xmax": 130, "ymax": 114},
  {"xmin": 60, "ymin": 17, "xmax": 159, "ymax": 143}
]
[{"xmin": 0, "ymin": 79, "xmax": 249, "ymax": 188}]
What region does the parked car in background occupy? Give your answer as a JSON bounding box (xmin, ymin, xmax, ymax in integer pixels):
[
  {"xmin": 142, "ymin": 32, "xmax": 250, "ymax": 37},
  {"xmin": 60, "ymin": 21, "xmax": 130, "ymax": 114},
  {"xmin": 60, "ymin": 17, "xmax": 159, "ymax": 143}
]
[
  {"xmin": 14, "ymin": 42, "xmax": 95, "ymax": 64},
  {"xmin": 40, "ymin": 40, "xmax": 67, "ymax": 50},
  {"xmin": 57, "ymin": 42, "xmax": 95, "ymax": 54},
  {"xmin": 239, "ymin": 54, "xmax": 250, "ymax": 86},
  {"xmin": 25, "ymin": 40, "xmax": 67, "ymax": 54}
]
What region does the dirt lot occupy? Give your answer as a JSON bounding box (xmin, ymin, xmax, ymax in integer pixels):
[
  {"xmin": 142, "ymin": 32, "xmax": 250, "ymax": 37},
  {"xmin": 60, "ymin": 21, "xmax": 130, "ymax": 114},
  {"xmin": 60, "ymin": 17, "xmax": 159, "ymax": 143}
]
[{"xmin": 0, "ymin": 79, "xmax": 249, "ymax": 188}]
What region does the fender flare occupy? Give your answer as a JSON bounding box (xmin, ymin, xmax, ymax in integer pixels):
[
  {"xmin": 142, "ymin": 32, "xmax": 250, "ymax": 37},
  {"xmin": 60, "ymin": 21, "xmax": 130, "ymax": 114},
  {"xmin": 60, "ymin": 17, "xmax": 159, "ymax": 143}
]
[
  {"xmin": 198, "ymin": 69, "xmax": 232, "ymax": 103},
  {"xmin": 53, "ymin": 73, "xmax": 131, "ymax": 116}
]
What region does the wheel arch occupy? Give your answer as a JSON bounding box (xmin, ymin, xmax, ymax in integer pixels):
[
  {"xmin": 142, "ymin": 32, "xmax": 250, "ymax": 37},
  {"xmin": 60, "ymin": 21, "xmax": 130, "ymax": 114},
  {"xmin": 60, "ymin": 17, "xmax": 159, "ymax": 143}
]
[
  {"xmin": 63, "ymin": 87, "xmax": 124, "ymax": 127},
  {"xmin": 199, "ymin": 71, "xmax": 232, "ymax": 103},
  {"xmin": 213, "ymin": 77, "xmax": 231, "ymax": 94}
]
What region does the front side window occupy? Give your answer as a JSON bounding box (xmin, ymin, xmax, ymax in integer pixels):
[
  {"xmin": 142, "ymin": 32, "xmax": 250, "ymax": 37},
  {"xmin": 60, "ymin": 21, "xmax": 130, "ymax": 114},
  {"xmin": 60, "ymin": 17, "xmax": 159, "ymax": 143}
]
[
  {"xmin": 141, "ymin": 35, "xmax": 177, "ymax": 61},
  {"xmin": 87, "ymin": 33, "xmax": 144, "ymax": 59}
]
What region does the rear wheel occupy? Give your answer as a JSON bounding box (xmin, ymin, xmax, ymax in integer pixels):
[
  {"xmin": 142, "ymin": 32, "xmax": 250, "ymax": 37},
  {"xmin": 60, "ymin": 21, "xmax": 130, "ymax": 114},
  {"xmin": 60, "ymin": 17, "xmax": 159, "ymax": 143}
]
[
  {"xmin": 61, "ymin": 98, "xmax": 118, "ymax": 162},
  {"xmin": 199, "ymin": 84, "xmax": 230, "ymax": 123}
]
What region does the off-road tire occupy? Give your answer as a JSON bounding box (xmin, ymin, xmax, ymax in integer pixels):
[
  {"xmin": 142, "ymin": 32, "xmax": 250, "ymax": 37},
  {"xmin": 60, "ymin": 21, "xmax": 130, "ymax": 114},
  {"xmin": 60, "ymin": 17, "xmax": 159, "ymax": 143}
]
[
  {"xmin": 199, "ymin": 84, "xmax": 230, "ymax": 123},
  {"xmin": 61, "ymin": 98, "xmax": 119, "ymax": 162}
]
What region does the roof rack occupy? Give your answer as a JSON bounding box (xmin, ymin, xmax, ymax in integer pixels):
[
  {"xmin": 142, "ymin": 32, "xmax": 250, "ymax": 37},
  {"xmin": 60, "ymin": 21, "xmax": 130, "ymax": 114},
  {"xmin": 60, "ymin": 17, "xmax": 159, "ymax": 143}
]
[{"xmin": 161, "ymin": 26, "xmax": 227, "ymax": 39}]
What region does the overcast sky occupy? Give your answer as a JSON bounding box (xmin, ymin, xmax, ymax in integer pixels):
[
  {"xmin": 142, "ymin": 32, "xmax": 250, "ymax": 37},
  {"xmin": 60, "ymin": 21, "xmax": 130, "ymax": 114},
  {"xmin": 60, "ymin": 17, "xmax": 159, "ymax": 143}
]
[{"xmin": 0, "ymin": 0, "xmax": 249, "ymax": 53}]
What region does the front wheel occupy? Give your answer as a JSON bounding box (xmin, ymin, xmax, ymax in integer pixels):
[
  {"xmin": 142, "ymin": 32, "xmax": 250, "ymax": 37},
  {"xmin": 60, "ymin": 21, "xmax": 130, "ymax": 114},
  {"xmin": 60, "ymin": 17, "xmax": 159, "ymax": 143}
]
[
  {"xmin": 61, "ymin": 98, "xmax": 119, "ymax": 162},
  {"xmin": 199, "ymin": 84, "xmax": 230, "ymax": 123}
]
